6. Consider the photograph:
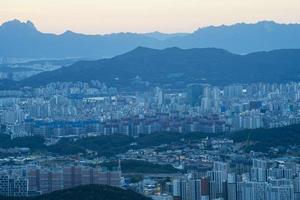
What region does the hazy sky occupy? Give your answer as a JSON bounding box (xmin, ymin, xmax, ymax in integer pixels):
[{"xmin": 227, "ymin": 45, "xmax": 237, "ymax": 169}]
[{"xmin": 0, "ymin": 0, "xmax": 299, "ymax": 34}]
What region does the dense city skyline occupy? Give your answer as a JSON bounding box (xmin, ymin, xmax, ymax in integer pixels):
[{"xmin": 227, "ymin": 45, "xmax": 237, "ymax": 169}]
[{"xmin": 0, "ymin": 0, "xmax": 300, "ymax": 34}]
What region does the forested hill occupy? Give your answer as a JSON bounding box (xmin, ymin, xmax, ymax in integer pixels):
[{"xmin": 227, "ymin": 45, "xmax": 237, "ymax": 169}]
[{"xmin": 10, "ymin": 47, "xmax": 300, "ymax": 89}]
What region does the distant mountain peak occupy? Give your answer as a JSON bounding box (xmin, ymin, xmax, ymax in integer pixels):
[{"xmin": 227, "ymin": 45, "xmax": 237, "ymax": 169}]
[
  {"xmin": 132, "ymin": 46, "xmax": 156, "ymax": 51},
  {"xmin": 129, "ymin": 46, "xmax": 183, "ymax": 55},
  {"xmin": 144, "ymin": 31, "xmax": 188, "ymax": 40},
  {"xmin": 25, "ymin": 20, "xmax": 36, "ymax": 29},
  {"xmin": 62, "ymin": 30, "xmax": 76, "ymax": 35},
  {"xmin": 256, "ymin": 20, "xmax": 276, "ymax": 24},
  {"xmin": 126, "ymin": 46, "xmax": 158, "ymax": 55},
  {"xmin": 0, "ymin": 19, "xmax": 37, "ymax": 32},
  {"xmin": 194, "ymin": 21, "xmax": 279, "ymax": 33}
]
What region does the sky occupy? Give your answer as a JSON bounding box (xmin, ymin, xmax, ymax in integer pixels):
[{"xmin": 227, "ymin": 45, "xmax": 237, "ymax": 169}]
[{"xmin": 0, "ymin": 0, "xmax": 299, "ymax": 34}]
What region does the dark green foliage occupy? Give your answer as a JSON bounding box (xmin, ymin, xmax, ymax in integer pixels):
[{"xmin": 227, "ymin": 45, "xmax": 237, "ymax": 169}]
[
  {"xmin": 0, "ymin": 184, "xmax": 151, "ymax": 200},
  {"xmin": 127, "ymin": 174, "xmax": 144, "ymax": 183},
  {"xmin": 184, "ymin": 132, "xmax": 213, "ymax": 141},
  {"xmin": 47, "ymin": 133, "xmax": 181, "ymax": 156},
  {"xmin": 47, "ymin": 139, "xmax": 86, "ymax": 155},
  {"xmin": 230, "ymin": 124, "xmax": 300, "ymax": 152},
  {"xmin": 47, "ymin": 135, "xmax": 134, "ymax": 156},
  {"xmin": 136, "ymin": 132, "xmax": 183, "ymax": 147},
  {"xmin": 102, "ymin": 160, "xmax": 180, "ymax": 174},
  {"xmin": 136, "ymin": 132, "xmax": 211, "ymax": 148},
  {"xmin": 75, "ymin": 135, "xmax": 134, "ymax": 156},
  {"xmin": 0, "ymin": 135, "xmax": 45, "ymax": 150},
  {"xmin": 2, "ymin": 124, "xmax": 299, "ymax": 156},
  {"xmin": 0, "ymin": 132, "xmax": 212, "ymax": 156}
]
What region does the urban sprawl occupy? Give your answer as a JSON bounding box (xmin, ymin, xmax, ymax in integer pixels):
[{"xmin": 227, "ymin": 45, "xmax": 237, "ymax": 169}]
[{"xmin": 1, "ymin": 81, "xmax": 300, "ymax": 200}]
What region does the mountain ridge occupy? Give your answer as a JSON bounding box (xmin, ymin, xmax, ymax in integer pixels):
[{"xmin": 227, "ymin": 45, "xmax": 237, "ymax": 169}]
[
  {"xmin": 2, "ymin": 47, "xmax": 300, "ymax": 90},
  {"xmin": 1, "ymin": 20, "xmax": 300, "ymax": 58}
]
